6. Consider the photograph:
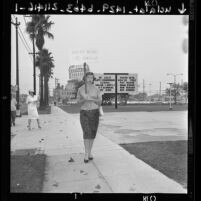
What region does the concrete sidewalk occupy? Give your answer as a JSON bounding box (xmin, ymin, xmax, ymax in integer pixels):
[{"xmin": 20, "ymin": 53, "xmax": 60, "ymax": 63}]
[{"xmin": 11, "ymin": 105, "xmax": 187, "ymax": 193}]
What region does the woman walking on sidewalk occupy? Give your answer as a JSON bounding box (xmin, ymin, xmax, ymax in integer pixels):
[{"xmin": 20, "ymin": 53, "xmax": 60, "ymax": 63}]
[
  {"xmin": 26, "ymin": 90, "xmax": 41, "ymax": 130},
  {"xmin": 77, "ymin": 71, "xmax": 102, "ymax": 163}
]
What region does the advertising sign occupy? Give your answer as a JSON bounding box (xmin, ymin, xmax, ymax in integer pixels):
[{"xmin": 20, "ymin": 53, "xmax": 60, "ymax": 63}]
[
  {"xmin": 117, "ymin": 74, "xmax": 138, "ymax": 94},
  {"xmin": 94, "ymin": 74, "xmax": 115, "ymax": 93},
  {"xmin": 94, "ymin": 73, "xmax": 138, "ymax": 94}
]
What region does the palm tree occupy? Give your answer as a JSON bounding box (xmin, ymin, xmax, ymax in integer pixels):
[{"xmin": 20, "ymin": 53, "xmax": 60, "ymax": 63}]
[
  {"xmin": 35, "ymin": 49, "xmax": 54, "ymax": 107},
  {"xmin": 26, "ymin": 15, "xmax": 54, "ymax": 50},
  {"xmin": 26, "ymin": 15, "xmax": 54, "ymax": 108}
]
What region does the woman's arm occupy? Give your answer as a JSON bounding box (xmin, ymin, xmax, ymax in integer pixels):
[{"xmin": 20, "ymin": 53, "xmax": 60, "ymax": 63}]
[
  {"xmin": 88, "ymin": 89, "xmax": 102, "ymax": 106},
  {"xmin": 76, "ymin": 88, "xmax": 87, "ymax": 104}
]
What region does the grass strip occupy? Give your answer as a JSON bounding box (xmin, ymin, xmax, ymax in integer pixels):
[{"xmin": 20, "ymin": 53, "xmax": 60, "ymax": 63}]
[
  {"xmin": 120, "ymin": 140, "xmax": 187, "ymax": 189},
  {"xmin": 11, "ymin": 154, "xmax": 46, "ymax": 192}
]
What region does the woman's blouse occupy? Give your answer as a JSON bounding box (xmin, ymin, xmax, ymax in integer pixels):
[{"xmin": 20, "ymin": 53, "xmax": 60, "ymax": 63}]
[
  {"xmin": 26, "ymin": 95, "xmax": 38, "ymax": 109},
  {"xmin": 77, "ymin": 84, "xmax": 102, "ymax": 110}
]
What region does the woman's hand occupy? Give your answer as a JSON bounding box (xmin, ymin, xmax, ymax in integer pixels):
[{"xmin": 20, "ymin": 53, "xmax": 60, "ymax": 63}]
[{"xmin": 82, "ymin": 94, "xmax": 89, "ymax": 100}]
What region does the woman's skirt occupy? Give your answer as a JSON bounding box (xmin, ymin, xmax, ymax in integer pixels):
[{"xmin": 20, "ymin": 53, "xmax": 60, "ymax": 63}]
[
  {"xmin": 28, "ymin": 106, "xmax": 39, "ymax": 119},
  {"xmin": 80, "ymin": 109, "xmax": 99, "ymax": 139}
]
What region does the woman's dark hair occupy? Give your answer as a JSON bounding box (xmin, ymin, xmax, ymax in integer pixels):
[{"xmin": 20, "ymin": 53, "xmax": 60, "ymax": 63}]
[{"xmin": 83, "ymin": 71, "xmax": 96, "ymax": 82}]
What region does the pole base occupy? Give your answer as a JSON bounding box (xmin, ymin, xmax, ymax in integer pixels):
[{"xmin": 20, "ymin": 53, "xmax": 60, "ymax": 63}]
[
  {"xmin": 169, "ymin": 107, "xmax": 173, "ymax": 110},
  {"xmin": 16, "ymin": 109, "xmax": 21, "ymax": 117}
]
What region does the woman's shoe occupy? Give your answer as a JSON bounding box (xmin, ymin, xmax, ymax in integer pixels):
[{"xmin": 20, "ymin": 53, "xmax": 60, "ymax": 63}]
[
  {"xmin": 38, "ymin": 126, "xmax": 42, "ymax": 129},
  {"xmin": 84, "ymin": 159, "xmax": 89, "ymax": 163},
  {"xmin": 27, "ymin": 126, "xmax": 31, "ymax": 130},
  {"xmin": 89, "ymin": 157, "xmax": 93, "ymax": 160}
]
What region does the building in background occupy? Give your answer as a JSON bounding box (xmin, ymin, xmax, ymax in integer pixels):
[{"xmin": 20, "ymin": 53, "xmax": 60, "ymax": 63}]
[
  {"xmin": 53, "ymin": 83, "xmax": 68, "ymax": 104},
  {"xmin": 69, "ymin": 64, "xmax": 90, "ymax": 80},
  {"xmin": 63, "ymin": 64, "xmax": 90, "ymax": 101},
  {"xmin": 65, "ymin": 80, "xmax": 77, "ymax": 99}
]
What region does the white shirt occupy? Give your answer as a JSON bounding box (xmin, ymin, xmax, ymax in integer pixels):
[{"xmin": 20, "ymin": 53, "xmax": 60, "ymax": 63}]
[
  {"xmin": 77, "ymin": 85, "xmax": 102, "ymax": 110},
  {"xmin": 26, "ymin": 95, "xmax": 38, "ymax": 108},
  {"xmin": 26, "ymin": 95, "xmax": 39, "ymax": 119}
]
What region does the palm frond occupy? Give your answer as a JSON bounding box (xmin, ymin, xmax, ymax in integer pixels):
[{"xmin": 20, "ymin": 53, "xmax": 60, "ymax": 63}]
[{"xmin": 44, "ymin": 32, "xmax": 54, "ymax": 39}]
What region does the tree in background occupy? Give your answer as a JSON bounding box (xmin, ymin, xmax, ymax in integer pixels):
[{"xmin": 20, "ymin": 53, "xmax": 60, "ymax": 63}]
[
  {"xmin": 26, "ymin": 14, "xmax": 54, "ymax": 108},
  {"xmin": 35, "ymin": 49, "xmax": 54, "ymax": 107},
  {"xmin": 165, "ymin": 82, "xmax": 188, "ymax": 104},
  {"xmin": 133, "ymin": 92, "xmax": 148, "ymax": 101}
]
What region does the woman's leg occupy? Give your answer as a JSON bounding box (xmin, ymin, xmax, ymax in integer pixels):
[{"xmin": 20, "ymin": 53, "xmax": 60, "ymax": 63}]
[
  {"xmin": 88, "ymin": 139, "xmax": 94, "ymax": 158},
  {"xmin": 84, "ymin": 139, "xmax": 90, "ymax": 160},
  {"xmin": 27, "ymin": 119, "xmax": 31, "ymax": 130},
  {"xmin": 37, "ymin": 119, "xmax": 41, "ymax": 128}
]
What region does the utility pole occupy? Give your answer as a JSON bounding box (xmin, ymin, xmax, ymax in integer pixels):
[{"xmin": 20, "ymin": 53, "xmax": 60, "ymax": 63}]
[
  {"xmin": 159, "ymin": 81, "xmax": 161, "ymax": 101},
  {"xmin": 11, "ymin": 17, "xmax": 21, "ymax": 116},
  {"xmin": 167, "ymin": 83, "xmax": 173, "ymax": 110},
  {"xmin": 24, "ymin": 15, "xmax": 37, "ymax": 94},
  {"xmin": 29, "ymin": 40, "xmax": 37, "ymax": 94},
  {"xmin": 149, "ymin": 83, "xmax": 152, "ymax": 101}
]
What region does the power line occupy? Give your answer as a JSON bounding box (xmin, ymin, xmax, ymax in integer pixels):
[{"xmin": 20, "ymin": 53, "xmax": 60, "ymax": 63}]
[
  {"xmin": 12, "ymin": 15, "xmax": 33, "ymax": 62},
  {"xmin": 18, "ymin": 27, "xmax": 32, "ymax": 52},
  {"xmin": 18, "ymin": 32, "xmax": 33, "ymax": 62},
  {"xmin": 22, "ymin": 15, "xmax": 33, "ymax": 51},
  {"xmin": 18, "ymin": 29, "xmax": 32, "ymax": 56},
  {"xmin": 12, "ymin": 15, "xmax": 32, "ymax": 53}
]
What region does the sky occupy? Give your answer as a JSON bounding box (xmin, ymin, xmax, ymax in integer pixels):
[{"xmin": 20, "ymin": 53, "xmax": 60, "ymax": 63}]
[{"xmin": 11, "ymin": 15, "xmax": 188, "ymax": 96}]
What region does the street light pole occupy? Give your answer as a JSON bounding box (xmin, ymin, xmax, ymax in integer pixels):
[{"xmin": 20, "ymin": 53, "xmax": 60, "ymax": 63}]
[
  {"xmin": 167, "ymin": 73, "xmax": 183, "ymax": 104},
  {"xmin": 167, "ymin": 83, "xmax": 173, "ymax": 110},
  {"xmin": 11, "ymin": 17, "xmax": 21, "ymax": 116}
]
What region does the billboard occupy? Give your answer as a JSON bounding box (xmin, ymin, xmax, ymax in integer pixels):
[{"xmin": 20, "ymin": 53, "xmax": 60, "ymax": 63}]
[
  {"xmin": 94, "ymin": 73, "xmax": 138, "ymax": 94},
  {"xmin": 94, "ymin": 74, "xmax": 115, "ymax": 93},
  {"xmin": 117, "ymin": 74, "xmax": 138, "ymax": 95}
]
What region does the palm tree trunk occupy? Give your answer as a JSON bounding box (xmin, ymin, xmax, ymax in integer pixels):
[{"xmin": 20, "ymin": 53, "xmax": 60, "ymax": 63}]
[
  {"xmin": 47, "ymin": 78, "xmax": 49, "ymax": 105},
  {"xmin": 42, "ymin": 75, "xmax": 49, "ymax": 106},
  {"xmin": 39, "ymin": 74, "xmax": 45, "ymax": 108},
  {"xmin": 44, "ymin": 76, "xmax": 48, "ymax": 106}
]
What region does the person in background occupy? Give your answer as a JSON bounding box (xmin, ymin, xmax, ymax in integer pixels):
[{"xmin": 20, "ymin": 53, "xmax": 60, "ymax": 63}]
[
  {"xmin": 77, "ymin": 72, "xmax": 102, "ymax": 163},
  {"xmin": 26, "ymin": 90, "xmax": 41, "ymax": 130},
  {"xmin": 11, "ymin": 94, "xmax": 17, "ymax": 126}
]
